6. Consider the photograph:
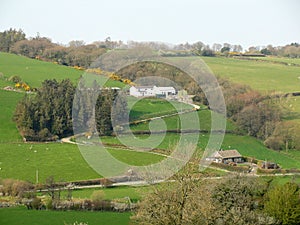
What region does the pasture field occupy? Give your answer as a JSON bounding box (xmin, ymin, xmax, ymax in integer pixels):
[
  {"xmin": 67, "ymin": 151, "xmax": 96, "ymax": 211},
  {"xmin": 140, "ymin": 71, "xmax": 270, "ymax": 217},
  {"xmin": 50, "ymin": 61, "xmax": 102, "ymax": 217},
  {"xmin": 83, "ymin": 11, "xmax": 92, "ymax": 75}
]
[
  {"xmin": 1, "ymin": 132, "xmax": 299, "ymax": 184},
  {"xmin": 0, "ymin": 52, "xmax": 123, "ymax": 88},
  {"xmin": 130, "ymin": 109, "xmax": 236, "ymax": 131},
  {"xmin": 108, "ymin": 147, "xmax": 164, "ymax": 166},
  {"xmin": 0, "ymin": 142, "xmax": 165, "ymax": 182},
  {"xmin": 0, "ymin": 52, "xmax": 82, "ymax": 87},
  {"xmin": 128, "ymin": 96, "xmax": 193, "ymax": 121},
  {"xmin": 101, "ymin": 132, "xmax": 300, "ymax": 169},
  {"xmin": 199, "ymin": 56, "xmax": 300, "ymax": 93},
  {"xmin": 59, "ymin": 185, "xmax": 148, "ymax": 202},
  {"xmin": 0, "ymin": 206, "xmax": 130, "ymax": 225},
  {"xmin": 0, "ymin": 143, "xmax": 99, "ymax": 182},
  {"xmin": 0, "ymin": 89, "xmax": 24, "ymax": 142}
]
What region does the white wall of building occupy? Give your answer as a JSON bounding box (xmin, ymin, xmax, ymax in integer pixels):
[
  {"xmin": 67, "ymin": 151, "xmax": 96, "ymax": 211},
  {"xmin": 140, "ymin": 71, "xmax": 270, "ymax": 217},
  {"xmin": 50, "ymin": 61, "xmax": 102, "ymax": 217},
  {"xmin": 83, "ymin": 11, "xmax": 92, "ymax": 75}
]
[{"xmin": 130, "ymin": 85, "xmax": 176, "ymax": 97}]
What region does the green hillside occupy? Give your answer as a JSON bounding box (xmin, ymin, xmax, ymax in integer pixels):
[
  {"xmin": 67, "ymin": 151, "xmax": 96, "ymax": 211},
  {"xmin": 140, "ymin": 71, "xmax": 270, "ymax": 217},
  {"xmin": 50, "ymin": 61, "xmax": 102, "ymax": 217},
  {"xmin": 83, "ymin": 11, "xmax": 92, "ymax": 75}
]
[
  {"xmin": 200, "ymin": 56, "xmax": 300, "ymax": 93},
  {"xmin": 0, "ymin": 52, "xmax": 82, "ymax": 87},
  {"xmin": 0, "ymin": 52, "xmax": 124, "ymax": 88}
]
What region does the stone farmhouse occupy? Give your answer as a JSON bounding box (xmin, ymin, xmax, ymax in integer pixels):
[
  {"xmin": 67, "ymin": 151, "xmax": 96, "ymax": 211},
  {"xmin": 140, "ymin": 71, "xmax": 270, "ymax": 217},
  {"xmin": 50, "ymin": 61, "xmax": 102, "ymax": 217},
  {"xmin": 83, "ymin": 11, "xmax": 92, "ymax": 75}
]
[{"xmin": 209, "ymin": 150, "xmax": 244, "ymax": 164}]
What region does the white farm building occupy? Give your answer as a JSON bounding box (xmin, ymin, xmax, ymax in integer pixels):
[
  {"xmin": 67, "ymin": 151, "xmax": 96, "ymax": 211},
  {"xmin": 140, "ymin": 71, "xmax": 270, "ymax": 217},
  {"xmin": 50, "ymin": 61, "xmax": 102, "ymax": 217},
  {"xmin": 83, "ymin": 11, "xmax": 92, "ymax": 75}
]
[{"xmin": 129, "ymin": 85, "xmax": 176, "ymax": 97}]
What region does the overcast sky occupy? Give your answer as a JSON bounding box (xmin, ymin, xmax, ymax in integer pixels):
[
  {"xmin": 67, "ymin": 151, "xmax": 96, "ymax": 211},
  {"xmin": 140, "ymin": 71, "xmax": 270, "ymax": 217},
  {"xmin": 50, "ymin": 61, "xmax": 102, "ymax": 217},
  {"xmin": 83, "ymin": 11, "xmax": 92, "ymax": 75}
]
[{"xmin": 0, "ymin": 0, "xmax": 299, "ymax": 49}]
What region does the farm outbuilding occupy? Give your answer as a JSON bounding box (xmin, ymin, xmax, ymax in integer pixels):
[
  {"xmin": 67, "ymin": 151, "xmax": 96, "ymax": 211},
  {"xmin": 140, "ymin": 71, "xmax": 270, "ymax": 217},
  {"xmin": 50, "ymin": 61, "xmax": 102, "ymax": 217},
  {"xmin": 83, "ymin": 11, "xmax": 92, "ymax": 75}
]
[
  {"xmin": 262, "ymin": 161, "xmax": 279, "ymax": 169},
  {"xmin": 210, "ymin": 150, "xmax": 244, "ymax": 164}
]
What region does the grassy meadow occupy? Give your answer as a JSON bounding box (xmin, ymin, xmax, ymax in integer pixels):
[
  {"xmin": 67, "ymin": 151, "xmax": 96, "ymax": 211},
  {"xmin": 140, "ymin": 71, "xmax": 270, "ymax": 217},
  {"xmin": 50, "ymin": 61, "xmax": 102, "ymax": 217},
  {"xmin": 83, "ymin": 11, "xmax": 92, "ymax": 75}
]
[
  {"xmin": 0, "ymin": 52, "xmax": 124, "ymax": 88},
  {"xmin": 0, "ymin": 142, "xmax": 166, "ymax": 183},
  {"xmin": 130, "ymin": 109, "xmax": 235, "ymax": 131},
  {"xmin": 0, "ymin": 52, "xmax": 82, "ymax": 87},
  {"xmin": 200, "ymin": 56, "xmax": 300, "ymax": 93},
  {"xmin": 0, "ymin": 206, "xmax": 131, "ymax": 225},
  {"xmin": 0, "ymin": 89, "xmax": 24, "ymax": 142},
  {"xmin": 128, "ymin": 96, "xmax": 193, "ymax": 121},
  {"xmin": 60, "ymin": 185, "xmax": 147, "ymax": 202}
]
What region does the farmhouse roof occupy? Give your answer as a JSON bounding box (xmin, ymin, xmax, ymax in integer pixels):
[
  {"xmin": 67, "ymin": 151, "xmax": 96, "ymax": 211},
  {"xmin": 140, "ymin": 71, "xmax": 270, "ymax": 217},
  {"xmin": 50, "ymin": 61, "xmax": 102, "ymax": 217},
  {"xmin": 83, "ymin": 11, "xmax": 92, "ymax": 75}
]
[{"xmin": 215, "ymin": 150, "xmax": 242, "ymax": 158}]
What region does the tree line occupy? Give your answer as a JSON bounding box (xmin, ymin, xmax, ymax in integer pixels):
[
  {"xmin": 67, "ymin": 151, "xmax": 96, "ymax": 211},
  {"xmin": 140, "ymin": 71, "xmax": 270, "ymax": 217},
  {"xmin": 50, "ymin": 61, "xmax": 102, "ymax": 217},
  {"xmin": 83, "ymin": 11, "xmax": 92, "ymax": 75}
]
[
  {"xmin": 14, "ymin": 79, "xmax": 127, "ymax": 141},
  {"xmin": 1, "ymin": 28, "xmax": 300, "ymax": 68},
  {"xmin": 0, "ymin": 28, "xmax": 107, "ymax": 68}
]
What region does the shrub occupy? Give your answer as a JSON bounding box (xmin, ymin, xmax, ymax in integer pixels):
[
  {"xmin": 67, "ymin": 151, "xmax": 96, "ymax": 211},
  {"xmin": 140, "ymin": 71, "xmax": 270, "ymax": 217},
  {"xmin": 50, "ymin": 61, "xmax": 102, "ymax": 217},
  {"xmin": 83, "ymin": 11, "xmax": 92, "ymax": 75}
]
[
  {"xmin": 264, "ymin": 136, "xmax": 284, "ymax": 150},
  {"xmin": 8, "ymin": 75, "xmax": 22, "ymax": 83},
  {"xmin": 93, "ymin": 200, "xmax": 112, "ymax": 211},
  {"xmin": 82, "ymin": 199, "xmax": 92, "ymax": 210},
  {"xmin": 45, "ymin": 198, "xmax": 53, "ymax": 210},
  {"xmin": 244, "ymin": 157, "xmax": 258, "ymax": 164},
  {"xmin": 91, "ymin": 190, "xmax": 105, "ymax": 202},
  {"xmin": 1, "ymin": 179, "xmax": 14, "ymax": 196},
  {"xmin": 11, "ymin": 180, "xmax": 33, "ymax": 197},
  {"xmin": 70, "ymin": 201, "xmax": 82, "ymax": 211},
  {"xmin": 100, "ymin": 178, "xmax": 113, "ymax": 187},
  {"xmin": 31, "ymin": 197, "xmax": 43, "ymax": 210},
  {"xmin": 70, "ymin": 136, "xmax": 76, "ymax": 142}
]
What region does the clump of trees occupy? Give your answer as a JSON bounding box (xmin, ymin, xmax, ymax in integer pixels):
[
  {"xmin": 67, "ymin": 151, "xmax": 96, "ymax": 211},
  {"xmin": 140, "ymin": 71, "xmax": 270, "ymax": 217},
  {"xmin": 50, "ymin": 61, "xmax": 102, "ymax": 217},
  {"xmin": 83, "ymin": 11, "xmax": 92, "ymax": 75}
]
[
  {"xmin": 131, "ymin": 173, "xmax": 300, "ymax": 225},
  {"xmin": 0, "ymin": 29, "xmax": 107, "ymax": 68},
  {"xmin": 14, "ymin": 79, "xmax": 75, "ymax": 141},
  {"xmin": 260, "ymin": 43, "xmax": 300, "ymax": 58},
  {"xmin": 72, "ymin": 80, "xmax": 127, "ymax": 136},
  {"xmin": 14, "ymin": 79, "xmax": 127, "ymax": 141},
  {"xmin": 0, "ymin": 28, "xmax": 26, "ymax": 52}
]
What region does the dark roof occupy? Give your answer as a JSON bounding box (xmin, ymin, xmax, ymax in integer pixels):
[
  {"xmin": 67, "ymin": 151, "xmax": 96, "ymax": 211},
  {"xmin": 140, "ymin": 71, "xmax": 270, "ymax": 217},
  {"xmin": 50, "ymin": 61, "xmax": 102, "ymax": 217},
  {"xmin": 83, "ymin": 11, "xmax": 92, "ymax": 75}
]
[{"xmin": 216, "ymin": 150, "xmax": 242, "ymax": 158}]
